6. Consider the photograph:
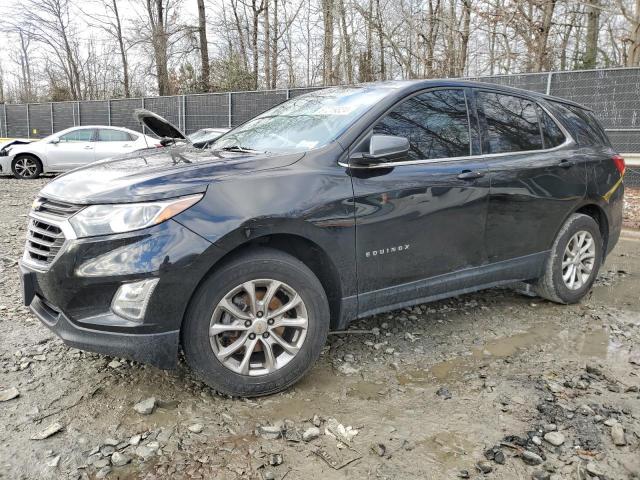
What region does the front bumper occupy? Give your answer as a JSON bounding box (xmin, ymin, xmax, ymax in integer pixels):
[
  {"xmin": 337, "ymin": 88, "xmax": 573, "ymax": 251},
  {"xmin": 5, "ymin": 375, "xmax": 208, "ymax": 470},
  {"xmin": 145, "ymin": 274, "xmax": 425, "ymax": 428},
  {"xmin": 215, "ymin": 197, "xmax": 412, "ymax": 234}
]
[
  {"xmin": 20, "ymin": 218, "xmax": 220, "ymax": 369},
  {"xmin": 0, "ymin": 154, "xmax": 13, "ymax": 174}
]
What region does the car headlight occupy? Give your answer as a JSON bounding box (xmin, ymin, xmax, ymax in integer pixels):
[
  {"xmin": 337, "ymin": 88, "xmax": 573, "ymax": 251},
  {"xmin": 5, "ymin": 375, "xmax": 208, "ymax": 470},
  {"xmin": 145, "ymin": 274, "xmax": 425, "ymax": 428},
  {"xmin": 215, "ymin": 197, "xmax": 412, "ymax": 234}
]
[{"xmin": 69, "ymin": 194, "xmax": 203, "ymax": 237}]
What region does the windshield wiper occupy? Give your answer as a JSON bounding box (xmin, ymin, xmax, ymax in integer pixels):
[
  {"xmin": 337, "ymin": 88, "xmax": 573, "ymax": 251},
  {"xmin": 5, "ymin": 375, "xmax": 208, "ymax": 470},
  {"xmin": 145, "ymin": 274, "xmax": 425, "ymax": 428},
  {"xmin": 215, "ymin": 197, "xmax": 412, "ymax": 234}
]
[{"xmin": 219, "ymin": 145, "xmax": 261, "ymax": 153}]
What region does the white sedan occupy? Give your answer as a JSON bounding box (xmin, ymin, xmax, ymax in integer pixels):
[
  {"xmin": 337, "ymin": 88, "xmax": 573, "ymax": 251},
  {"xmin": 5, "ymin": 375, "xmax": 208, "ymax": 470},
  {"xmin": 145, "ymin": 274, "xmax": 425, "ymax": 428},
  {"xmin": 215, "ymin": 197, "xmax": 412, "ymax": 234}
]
[{"xmin": 0, "ymin": 126, "xmax": 160, "ymax": 179}]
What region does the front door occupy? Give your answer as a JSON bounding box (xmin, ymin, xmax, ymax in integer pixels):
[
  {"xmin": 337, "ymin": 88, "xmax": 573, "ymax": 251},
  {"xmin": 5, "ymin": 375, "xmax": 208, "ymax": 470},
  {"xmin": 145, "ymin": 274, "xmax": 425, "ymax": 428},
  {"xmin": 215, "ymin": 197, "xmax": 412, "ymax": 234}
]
[
  {"xmin": 46, "ymin": 128, "xmax": 96, "ymax": 170},
  {"xmin": 475, "ymin": 90, "xmax": 587, "ymax": 265},
  {"xmin": 351, "ymin": 88, "xmax": 490, "ymax": 316}
]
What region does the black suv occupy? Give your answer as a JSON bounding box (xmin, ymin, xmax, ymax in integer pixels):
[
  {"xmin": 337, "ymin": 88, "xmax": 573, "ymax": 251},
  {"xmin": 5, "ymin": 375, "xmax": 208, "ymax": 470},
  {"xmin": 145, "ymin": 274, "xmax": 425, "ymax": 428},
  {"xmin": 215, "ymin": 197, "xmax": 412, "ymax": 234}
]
[{"xmin": 19, "ymin": 81, "xmax": 625, "ymax": 396}]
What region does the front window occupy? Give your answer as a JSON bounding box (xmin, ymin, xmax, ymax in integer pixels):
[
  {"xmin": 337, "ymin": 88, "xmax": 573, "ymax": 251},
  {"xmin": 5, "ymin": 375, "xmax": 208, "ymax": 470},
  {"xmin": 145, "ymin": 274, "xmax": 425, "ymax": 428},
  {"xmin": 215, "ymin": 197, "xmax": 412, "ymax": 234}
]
[
  {"xmin": 59, "ymin": 129, "xmax": 95, "ymax": 142},
  {"xmin": 209, "ymin": 87, "xmax": 392, "ymax": 154}
]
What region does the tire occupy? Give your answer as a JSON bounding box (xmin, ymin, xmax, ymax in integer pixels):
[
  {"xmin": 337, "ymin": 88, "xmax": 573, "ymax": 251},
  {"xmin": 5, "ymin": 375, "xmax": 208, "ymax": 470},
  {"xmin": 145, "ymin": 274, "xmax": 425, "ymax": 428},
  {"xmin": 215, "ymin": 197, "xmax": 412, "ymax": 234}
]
[
  {"xmin": 535, "ymin": 213, "xmax": 602, "ymax": 304},
  {"xmin": 182, "ymin": 248, "xmax": 330, "ymax": 397},
  {"xmin": 12, "ymin": 154, "xmax": 43, "ymax": 179}
]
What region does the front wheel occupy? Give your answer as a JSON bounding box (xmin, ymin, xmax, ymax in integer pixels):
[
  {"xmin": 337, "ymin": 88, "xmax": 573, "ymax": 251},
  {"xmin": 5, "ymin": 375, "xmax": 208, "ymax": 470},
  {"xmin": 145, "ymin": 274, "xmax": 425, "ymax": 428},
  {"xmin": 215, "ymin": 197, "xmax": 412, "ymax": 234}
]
[
  {"xmin": 535, "ymin": 213, "xmax": 602, "ymax": 304},
  {"xmin": 182, "ymin": 248, "xmax": 330, "ymax": 397},
  {"xmin": 12, "ymin": 155, "xmax": 42, "ymax": 179}
]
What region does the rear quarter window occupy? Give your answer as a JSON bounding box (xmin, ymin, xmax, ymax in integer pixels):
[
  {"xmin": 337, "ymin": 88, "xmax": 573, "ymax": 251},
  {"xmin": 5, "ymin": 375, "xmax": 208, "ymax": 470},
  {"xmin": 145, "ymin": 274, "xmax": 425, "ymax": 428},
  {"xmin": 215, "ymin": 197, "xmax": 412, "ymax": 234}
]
[{"xmin": 550, "ymin": 102, "xmax": 610, "ymax": 147}]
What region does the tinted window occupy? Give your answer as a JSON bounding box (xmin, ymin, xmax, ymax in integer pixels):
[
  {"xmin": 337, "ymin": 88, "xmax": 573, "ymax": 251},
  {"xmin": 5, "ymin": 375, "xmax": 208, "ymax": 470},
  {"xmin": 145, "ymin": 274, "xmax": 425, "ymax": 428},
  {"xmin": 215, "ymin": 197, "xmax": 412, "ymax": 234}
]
[
  {"xmin": 539, "ymin": 107, "xmax": 565, "ymax": 148},
  {"xmin": 59, "ymin": 129, "xmax": 95, "ymax": 142},
  {"xmin": 373, "ymin": 89, "xmax": 471, "ymax": 160},
  {"xmin": 97, "ymin": 129, "xmax": 132, "ymax": 142},
  {"xmin": 551, "ymin": 103, "xmax": 609, "ymax": 146},
  {"xmin": 479, "ymin": 92, "xmax": 543, "ymax": 153}
]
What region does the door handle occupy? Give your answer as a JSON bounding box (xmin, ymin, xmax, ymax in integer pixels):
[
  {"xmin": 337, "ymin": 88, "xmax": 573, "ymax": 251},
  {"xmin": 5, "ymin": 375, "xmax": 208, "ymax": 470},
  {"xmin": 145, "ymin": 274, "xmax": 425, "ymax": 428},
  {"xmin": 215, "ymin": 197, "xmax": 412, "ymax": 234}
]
[
  {"xmin": 122, "ymin": 144, "xmax": 131, "ymax": 148},
  {"xmin": 457, "ymin": 170, "xmax": 485, "ymax": 180},
  {"xmin": 83, "ymin": 145, "xmax": 93, "ymax": 149},
  {"xmin": 558, "ymin": 159, "xmax": 575, "ymax": 168}
]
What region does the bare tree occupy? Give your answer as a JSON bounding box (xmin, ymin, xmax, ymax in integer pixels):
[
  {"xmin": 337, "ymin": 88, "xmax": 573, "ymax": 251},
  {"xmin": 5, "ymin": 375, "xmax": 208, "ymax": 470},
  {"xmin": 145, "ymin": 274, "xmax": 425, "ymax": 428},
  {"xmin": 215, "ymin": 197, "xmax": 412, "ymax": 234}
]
[{"xmin": 197, "ymin": 0, "xmax": 211, "ymax": 91}]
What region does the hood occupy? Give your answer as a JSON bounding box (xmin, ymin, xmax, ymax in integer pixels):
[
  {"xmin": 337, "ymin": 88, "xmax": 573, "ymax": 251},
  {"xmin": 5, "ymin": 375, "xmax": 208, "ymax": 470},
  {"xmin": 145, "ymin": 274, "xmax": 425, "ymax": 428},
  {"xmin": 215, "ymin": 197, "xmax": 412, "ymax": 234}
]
[
  {"xmin": 40, "ymin": 146, "xmax": 304, "ymax": 204},
  {"xmin": 1, "ymin": 139, "xmax": 36, "ymax": 156},
  {"xmin": 134, "ymin": 108, "xmax": 186, "ymax": 141}
]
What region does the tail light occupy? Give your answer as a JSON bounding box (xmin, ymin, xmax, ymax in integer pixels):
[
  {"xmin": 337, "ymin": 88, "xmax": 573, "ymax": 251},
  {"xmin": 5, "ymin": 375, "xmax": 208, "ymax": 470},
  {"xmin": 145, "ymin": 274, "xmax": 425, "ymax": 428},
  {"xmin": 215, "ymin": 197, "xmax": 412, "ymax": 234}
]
[{"xmin": 612, "ymin": 154, "xmax": 625, "ymax": 175}]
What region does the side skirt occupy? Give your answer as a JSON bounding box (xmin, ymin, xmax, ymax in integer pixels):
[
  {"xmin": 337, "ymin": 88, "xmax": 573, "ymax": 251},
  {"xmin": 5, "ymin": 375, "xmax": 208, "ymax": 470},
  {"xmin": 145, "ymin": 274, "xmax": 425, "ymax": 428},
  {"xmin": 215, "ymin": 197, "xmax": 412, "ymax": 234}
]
[{"xmin": 355, "ymin": 251, "xmax": 548, "ymax": 320}]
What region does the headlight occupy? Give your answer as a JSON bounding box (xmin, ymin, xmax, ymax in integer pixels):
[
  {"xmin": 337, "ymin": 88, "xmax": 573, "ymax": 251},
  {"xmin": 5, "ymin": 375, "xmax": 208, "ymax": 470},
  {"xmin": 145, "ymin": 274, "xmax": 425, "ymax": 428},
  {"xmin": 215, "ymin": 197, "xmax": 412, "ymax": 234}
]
[{"xmin": 69, "ymin": 194, "xmax": 203, "ymax": 237}]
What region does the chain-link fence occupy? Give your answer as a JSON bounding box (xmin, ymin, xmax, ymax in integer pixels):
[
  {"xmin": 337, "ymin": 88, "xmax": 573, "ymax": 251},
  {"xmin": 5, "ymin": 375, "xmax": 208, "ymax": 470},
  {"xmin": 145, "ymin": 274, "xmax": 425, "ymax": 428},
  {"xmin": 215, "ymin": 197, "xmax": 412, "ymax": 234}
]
[{"xmin": 1, "ymin": 67, "xmax": 639, "ymax": 155}]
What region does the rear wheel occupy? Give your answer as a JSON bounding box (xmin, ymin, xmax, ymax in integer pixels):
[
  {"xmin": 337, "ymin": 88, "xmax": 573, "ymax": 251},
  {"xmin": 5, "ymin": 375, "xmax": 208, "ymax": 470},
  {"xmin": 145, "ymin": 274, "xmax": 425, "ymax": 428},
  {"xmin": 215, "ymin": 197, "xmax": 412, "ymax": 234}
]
[
  {"xmin": 12, "ymin": 155, "xmax": 42, "ymax": 179},
  {"xmin": 535, "ymin": 213, "xmax": 602, "ymax": 304},
  {"xmin": 182, "ymin": 248, "xmax": 330, "ymax": 397}
]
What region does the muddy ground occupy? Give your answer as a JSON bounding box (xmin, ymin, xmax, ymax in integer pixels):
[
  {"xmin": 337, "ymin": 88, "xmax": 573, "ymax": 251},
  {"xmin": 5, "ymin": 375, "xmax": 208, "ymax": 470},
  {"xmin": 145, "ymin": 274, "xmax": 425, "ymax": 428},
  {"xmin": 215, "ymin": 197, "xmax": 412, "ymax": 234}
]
[{"xmin": 0, "ymin": 176, "xmax": 639, "ymax": 480}]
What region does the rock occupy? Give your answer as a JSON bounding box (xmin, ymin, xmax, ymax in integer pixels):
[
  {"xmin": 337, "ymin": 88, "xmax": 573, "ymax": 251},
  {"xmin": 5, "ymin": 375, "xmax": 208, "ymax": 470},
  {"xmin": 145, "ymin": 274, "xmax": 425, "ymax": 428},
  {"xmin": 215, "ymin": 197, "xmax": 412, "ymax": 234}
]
[
  {"xmin": 532, "ymin": 436, "xmax": 542, "ymax": 446},
  {"xmin": 135, "ymin": 442, "xmax": 159, "ymax": 459},
  {"xmin": 532, "ymin": 470, "xmax": 551, "ymax": 480},
  {"xmin": 269, "ymin": 453, "xmax": 283, "ymax": 466},
  {"xmin": 371, "ymin": 443, "xmax": 386, "ymax": 456},
  {"xmin": 522, "ymin": 450, "xmax": 543, "ymax": 466},
  {"xmin": 586, "ymin": 462, "xmax": 605, "ymax": 477},
  {"xmin": 46, "ymin": 455, "xmax": 61, "ymax": 468},
  {"xmin": 603, "ymin": 418, "xmax": 617, "ymax": 427},
  {"xmin": 110, "ymin": 451, "xmax": 131, "ymax": 467},
  {"xmin": 133, "ymin": 397, "xmax": 156, "ymax": 415},
  {"xmin": 484, "ymin": 446, "xmax": 505, "ymax": 465},
  {"xmin": 476, "ymin": 460, "xmax": 493, "ymax": 474},
  {"xmin": 543, "ymin": 424, "xmax": 557, "ymax": 432},
  {"xmin": 546, "ymin": 382, "xmax": 564, "ymax": 394},
  {"xmin": 129, "ymin": 434, "xmax": 142, "ymax": 446},
  {"xmin": 188, "ymin": 424, "xmax": 203, "ymax": 433},
  {"xmin": 325, "ymin": 418, "xmax": 358, "ymax": 444},
  {"xmin": 258, "ymin": 425, "xmax": 282, "ymax": 440},
  {"xmin": 94, "ymin": 458, "xmax": 110, "ymax": 468},
  {"xmin": 264, "ymin": 471, "xmax": 275, "ymax": 480},
  {"xmin": 100, "ymin": 445, "xmax": 115, "ymax": 456},
  {"xmin": 312, "ymin": 415, "xmax": 321, "ymax": 427},
  {"xmin": 611, "ymin": 423, "xmax": 626, "ymax": 446},
  {"xmin": 579, "ymin": 404, "xmax": 595, "ymax": 416},
  {"xmin": 436, "ymin": 386, "xmax": 452, "ymax": 399},
  {"xmin": 103, "ymin": 438, "xmax": 119, "ymax": 446},
  {"xmin": 96, "ymin": 466, "xmax": 111, "ymax": 479},
  {"xmin": 108, "ymin": 360, "xmax": 121, "ymax": 368},
  {"xmin": 303, "ymin": 427, "xmax": 320, "ymax": 442},
  {"xmin": 31, "ymin": 422, "xmax": 63, "ymax": 440},
  {"xmin": 458, "ymin": 470, "xmax": 470, "ymax": 479},
  {"xmin": 337, "ymin": 363, "xmax": 360, "ymax": 375},
  {"xmin": 544, "ymin": 432, "xmax": 565, "ymax": 446},
  {"xmin": 0, "ymin": 387, "xmax": 19, "ymax": 402}
]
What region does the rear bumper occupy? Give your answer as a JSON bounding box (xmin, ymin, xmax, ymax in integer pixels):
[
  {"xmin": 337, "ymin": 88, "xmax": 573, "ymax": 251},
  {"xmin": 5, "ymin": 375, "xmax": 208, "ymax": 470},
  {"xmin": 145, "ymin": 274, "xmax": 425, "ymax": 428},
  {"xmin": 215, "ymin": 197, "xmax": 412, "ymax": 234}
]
[{"xmin": 29, "ymin": 294, "xmax": 180, "ymax": 369}]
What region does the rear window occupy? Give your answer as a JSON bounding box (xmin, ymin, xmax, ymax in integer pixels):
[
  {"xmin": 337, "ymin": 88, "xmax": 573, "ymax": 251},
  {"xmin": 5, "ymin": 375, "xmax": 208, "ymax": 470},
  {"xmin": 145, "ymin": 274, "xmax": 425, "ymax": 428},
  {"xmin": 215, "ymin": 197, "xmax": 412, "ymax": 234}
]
[
  {"xmin": 478, "ymin": 92, "xmax": 543, "ymax": 154},
  {"xmin": 550, "ymin": 102, "xmax": 609, "ymax": 147}
]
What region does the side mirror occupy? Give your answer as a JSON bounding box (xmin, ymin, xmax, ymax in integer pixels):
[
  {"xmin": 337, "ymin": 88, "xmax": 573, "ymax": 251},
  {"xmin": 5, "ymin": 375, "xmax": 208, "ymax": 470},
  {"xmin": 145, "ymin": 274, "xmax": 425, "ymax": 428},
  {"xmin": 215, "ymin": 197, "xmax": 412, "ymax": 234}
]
[
  {"xmin": 350, "ymin": 134, "xmax": 409, "ymax": 166},
  {"xmin": 50, "ymin": 137, "xmax": 60, "ymax": 144}
]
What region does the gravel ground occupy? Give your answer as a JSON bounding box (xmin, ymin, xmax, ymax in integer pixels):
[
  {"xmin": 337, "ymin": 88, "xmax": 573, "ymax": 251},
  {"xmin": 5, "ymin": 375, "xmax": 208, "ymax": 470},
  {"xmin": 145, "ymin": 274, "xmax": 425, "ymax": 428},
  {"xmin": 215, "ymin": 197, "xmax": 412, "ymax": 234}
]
[
  {"xmin": 1, "ymin": 175, "xmax": 639, "ymax": 480},
  {"xmin": 624, "ymin": 187, "xmax": 640, "ymax": 230}
]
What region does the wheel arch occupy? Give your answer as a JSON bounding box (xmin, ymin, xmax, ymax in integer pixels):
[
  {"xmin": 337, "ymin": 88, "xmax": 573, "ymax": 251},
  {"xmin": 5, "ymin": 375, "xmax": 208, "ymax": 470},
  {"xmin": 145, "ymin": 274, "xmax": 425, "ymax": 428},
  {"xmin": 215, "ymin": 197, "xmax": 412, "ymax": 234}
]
[
  {"xmin": 181, "ymin": 232, "xmax": 345, "ymax": 336},
  {"xmin": 11, "ymin": 152, "xmax": 44, "ymax": 175},
  {"xmin": 574, "ymin": 203, "xmax": 609, "ymax": 256}
]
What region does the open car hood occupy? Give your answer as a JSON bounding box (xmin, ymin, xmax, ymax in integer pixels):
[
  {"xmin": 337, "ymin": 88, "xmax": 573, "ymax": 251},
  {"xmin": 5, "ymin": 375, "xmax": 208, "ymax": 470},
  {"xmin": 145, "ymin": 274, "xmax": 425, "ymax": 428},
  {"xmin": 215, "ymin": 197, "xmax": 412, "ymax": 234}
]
[{"xmin": 134, "ymin": 109, "xmax": 186, "ymax": 141}]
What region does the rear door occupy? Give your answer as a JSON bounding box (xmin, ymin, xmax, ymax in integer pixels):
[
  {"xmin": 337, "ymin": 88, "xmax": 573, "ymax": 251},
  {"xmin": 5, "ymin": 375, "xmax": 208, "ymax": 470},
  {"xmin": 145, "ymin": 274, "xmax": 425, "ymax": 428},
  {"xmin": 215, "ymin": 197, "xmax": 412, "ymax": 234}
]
[
  {"xmin": 94, "ymin": 129, "xmax": 137, "ymax": 160},
  {"xmin": 45, "ymin": 128, "xmax": 96, "ymax": 170},
  {"xmin": 477, "ymin": 90, "xmax": 586, "ymax": 265},
  {"xmin": 352, "ymin": 88, "xmax": 490, "ymax": 315}
]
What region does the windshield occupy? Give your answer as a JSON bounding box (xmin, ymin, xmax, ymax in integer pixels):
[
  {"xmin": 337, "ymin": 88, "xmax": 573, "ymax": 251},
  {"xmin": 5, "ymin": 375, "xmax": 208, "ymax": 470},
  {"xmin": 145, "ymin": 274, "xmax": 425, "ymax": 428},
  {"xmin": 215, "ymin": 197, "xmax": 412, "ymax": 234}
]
[{"xmin": 208, "ymin": 86, "xmax": 392, "ymax": 154}]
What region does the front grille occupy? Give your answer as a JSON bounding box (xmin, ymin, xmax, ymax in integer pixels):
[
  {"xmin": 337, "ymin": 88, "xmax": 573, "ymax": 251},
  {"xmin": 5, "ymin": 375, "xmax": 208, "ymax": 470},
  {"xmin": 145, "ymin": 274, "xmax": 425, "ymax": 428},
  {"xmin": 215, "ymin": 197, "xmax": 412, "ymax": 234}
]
[
  {"xmin": 25, "ymin": 219, "xmax": 66, "ymax": 265},
  {"xmin": 34, "ymin": 197, "xmax": 83, "ymax": 217}
]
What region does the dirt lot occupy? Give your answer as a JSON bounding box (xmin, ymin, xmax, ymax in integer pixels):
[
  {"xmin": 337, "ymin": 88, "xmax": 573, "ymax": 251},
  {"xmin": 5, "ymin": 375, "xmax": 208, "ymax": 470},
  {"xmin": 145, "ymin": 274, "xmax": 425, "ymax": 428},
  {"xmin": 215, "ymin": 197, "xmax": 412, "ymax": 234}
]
[{"xmin": 1, "ymin": 176, "xmax": 639, "ymax": 480}]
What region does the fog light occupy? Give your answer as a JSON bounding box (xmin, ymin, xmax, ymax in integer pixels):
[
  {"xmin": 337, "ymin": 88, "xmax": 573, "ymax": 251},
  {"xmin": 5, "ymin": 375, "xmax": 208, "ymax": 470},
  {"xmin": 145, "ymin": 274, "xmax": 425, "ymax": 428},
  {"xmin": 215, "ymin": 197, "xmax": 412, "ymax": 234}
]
[{"xmin": 111, "ymin": 279, "xmax": 159, "ymax": 322}]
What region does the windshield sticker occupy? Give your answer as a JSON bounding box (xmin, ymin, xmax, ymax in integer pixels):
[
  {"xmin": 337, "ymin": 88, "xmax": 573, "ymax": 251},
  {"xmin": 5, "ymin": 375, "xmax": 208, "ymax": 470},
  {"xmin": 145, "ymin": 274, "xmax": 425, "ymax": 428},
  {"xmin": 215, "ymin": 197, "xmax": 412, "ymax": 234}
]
[
  {"xmin": 315, "ymin": 105, "xmax": 359, "ymax": 116},
  {"xmin": 297, "ymin": 140, "xmax": 319, "ymax": 149}
]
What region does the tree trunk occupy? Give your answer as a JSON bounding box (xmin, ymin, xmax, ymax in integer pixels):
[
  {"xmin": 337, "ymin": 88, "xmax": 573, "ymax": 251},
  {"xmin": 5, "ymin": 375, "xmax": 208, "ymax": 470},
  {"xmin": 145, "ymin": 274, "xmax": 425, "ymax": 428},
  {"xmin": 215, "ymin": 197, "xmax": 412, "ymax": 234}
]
[
  {"xmin": 264, "ymin": 0, "xmax": 271, "ymax": 88},
  {"xmin": 112, "ymin": 0, "xmax": 130, "ymax": 97},
  {"xmin": 338, "ymin": 0, "xmax": 352, "ymax": 84},
  {"xmin": 583, "ymin": 0, "xmax": 599, "ymax": 68},
  {"xmin": 197, "ymin": 0, "xmax": 210, "ymax": 91},
  {"xmin": 322, "ymin": 0, "xmax": 334, "ymax": 85}
]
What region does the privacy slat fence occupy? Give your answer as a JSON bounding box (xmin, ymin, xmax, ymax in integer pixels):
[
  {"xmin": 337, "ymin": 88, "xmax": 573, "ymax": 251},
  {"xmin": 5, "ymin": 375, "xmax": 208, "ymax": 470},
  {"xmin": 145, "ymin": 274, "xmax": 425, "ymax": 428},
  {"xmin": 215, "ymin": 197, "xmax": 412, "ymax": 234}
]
[{"xmin": 1, "ymin": 67, "xmax": 639, "ymax": 183}]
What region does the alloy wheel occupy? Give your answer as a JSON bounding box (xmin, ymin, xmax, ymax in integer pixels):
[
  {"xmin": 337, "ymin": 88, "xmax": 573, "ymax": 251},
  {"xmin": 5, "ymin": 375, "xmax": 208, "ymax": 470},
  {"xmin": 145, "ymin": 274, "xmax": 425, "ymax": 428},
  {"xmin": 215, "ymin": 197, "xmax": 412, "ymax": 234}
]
[
  {"xmin": 209, "ymin": 279, "xmax": 308, "ymax": 376},
  {"xmin": 14, "ymin": 158, "xmax": 38, "ymax": 178},
  {"xmin": 561, "ymin": 230, "xmax": 596, "ymax": 290}
]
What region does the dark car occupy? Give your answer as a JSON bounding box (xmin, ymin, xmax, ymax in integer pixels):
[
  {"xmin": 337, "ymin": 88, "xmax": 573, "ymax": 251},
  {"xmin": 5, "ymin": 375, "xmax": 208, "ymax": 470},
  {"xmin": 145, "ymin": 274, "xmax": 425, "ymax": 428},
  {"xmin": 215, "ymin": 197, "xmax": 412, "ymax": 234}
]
[{"xmin": 19, "ymin": 80, "xmax": 625, "ymax": 397}]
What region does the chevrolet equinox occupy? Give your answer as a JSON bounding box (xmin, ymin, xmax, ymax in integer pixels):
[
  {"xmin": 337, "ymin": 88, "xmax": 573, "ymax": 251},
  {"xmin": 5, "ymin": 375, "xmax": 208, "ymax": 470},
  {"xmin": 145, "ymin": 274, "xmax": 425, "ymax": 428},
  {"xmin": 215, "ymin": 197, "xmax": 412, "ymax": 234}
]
[{"xmin": 19, "ymin": 81, "xmax": 625, "ymax": 396}]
